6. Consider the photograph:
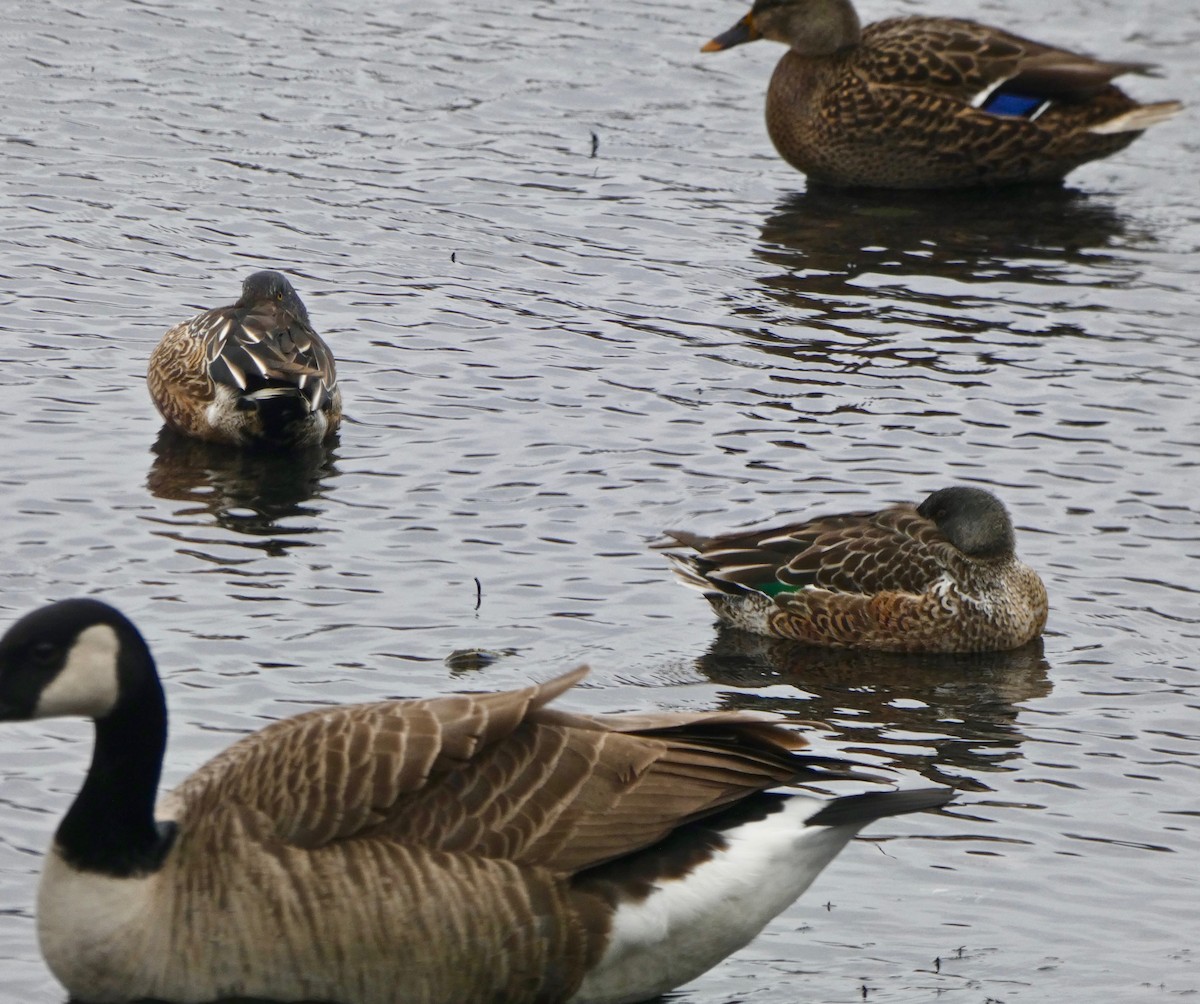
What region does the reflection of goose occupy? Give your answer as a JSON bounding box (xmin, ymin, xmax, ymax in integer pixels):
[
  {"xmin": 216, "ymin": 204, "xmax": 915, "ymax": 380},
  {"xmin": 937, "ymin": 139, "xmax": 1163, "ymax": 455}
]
[
  {"xmin": 145, "ymin": 428, "xmax": 337, "ymax": 549},
  {"xmin": 695, "ymin": 628, "xmax": 1051, "ymax": 784},
  {"xmin": 148, "ymin": 271, "xmax": 342, "ymax": 448},
  {"xmin": 658, "ymin": 487, "xmax": 1047, "ymax": 652},
  {"xmin": 702, "ymin": 0, "xmax": 1180, "ymax": 188},
  {"xmin": 0, "ymin": 600, "xmax": 953, "ymax": 1004}
]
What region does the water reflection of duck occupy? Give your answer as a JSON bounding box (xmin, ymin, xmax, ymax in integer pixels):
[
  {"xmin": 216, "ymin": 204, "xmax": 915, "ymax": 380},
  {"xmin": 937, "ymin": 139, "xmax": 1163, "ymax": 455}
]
[
  {"xmin": 757, "ymin": 185, "xmax": 1138, "ymax": 290},
  {"xmin": 696, "ymin": 628, "xmax": 1051, "ymax": 787},
  {"xmin": 742, "ymin": 186, "xmax": 1142, "ymax": 355},
  {"xmin": 145, "ymin": 428, "xmax": 338, "ymax": 554},
  {"xmin": 702, "ymin": 0, "xmax": 1180, "ymax": 189}
]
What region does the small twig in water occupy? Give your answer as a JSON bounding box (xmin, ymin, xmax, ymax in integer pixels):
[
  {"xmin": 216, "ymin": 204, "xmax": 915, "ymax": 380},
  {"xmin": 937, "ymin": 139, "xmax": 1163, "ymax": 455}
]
[{"xmin": 474, "ymin": 577, "xmax": 482, "ymax": 611}]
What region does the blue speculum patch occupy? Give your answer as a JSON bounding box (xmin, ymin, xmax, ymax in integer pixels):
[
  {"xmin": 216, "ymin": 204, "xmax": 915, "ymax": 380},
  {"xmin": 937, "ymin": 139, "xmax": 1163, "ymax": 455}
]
[{"xmin": 983, "ymin": 90, "xmax": 1046, "ymax": 118}]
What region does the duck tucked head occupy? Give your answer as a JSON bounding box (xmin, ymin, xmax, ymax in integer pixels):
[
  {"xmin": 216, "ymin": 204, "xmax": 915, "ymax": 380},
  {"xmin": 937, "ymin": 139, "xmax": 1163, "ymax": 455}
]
[
  {"xmin": 918, "ymin": 486, "xmax": 1017, "ymax": 559},
  {"xmin": 703, "ymin": 0, "xmax": 862, "ymax": 57},
  {"xmin": 236, "ymin": 269, "xmax": 312, "ymax": 326},
  {"xmin": 0, "ymin": 599, "xmax": 148, "ymax": 722}
]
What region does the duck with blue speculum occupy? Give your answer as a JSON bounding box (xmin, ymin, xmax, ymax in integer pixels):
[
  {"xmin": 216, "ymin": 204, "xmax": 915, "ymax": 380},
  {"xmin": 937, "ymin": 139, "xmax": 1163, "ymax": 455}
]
[
  {"xmin": 658, "ymin": 486, "xmax": 1048, "ymax": 652},
  {"xmin": 701, "ymin": 0, "xmax": 1182, "ymax": 188},
  {"xmin": 147, "ymin": 270, "xmax": 341, "ymax": 448},
  {"xmin": 0, "ymin": 598, "xmax": 954, "ymax": 1004}
]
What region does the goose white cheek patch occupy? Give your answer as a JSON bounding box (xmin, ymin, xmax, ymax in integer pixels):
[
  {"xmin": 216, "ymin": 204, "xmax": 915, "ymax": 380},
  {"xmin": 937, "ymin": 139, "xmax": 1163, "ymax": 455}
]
[{"xmin": 35, "ymin": 624, "xmax": 121, "ymax": 719}]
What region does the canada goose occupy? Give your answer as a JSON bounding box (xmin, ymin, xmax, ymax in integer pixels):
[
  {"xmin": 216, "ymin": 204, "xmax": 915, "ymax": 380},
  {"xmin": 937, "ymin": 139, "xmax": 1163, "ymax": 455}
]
[
  {"xmin": 658, "ymin": 486, "xmax": 1048, "ymax": 652},
  {"xmin": 701, "ymin": 0, "xmax": 1182, "ymax": 189},
  {"xmin": 0, "ymin": 599, "xmax": 953, "ymax": 1004},
  {"xmin": 147, "ymin": 270, "xmax": 342, "ymax": 448}
]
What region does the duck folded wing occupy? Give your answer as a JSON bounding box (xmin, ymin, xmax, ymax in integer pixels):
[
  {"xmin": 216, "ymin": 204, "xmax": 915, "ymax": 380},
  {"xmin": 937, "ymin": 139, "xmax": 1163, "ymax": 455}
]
[
  {"xmin": 663, "ymin": 506, "xmax": 954, "ymax": 597},
  {"xmin": 207, "ymin": 311, "xmax": 336, "ymax": 406},
  {"xmin": 771, "ymin": 508, "xmax": 954, "ymax": 594},
  {"xmin": 863, "ymin": 18, "xmax": 1139, "ymax": 101}
]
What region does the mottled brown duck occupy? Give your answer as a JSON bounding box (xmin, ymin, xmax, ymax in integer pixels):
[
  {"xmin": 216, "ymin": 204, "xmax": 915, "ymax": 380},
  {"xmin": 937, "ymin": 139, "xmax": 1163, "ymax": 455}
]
[
  {"xmin": 147, "ymin": 270, "xmax": 341, "ymax": 448},
  {"xmin": 0, "ymin": 599, "xmax": 953, "ymax": 1004},
  {"xmin": 658, "ymin": 486, "xmax": 1048, "ymax": 652},
  {"xmin": 702, "ymin": 0, "xmax": 1182, "ymax": 188}
]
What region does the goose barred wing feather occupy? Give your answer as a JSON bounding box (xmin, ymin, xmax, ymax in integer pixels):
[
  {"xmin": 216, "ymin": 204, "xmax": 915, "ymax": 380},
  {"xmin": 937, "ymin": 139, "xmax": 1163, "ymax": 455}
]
[
  {"xmin": 166, "ymin": 668, "xmax": 842, "ymax": 872},
  {"xmin": 165, "ymin": 668, "xmax": 587, "ymax": 848}
]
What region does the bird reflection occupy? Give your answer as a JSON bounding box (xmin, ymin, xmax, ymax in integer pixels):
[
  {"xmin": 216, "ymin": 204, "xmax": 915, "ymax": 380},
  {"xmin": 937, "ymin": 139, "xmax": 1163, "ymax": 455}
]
[
  {"xmin": 757, "ymin": 185, "xmax": 1138, "ymax": 288},
  {"xmin": 695, "ymin": 628, "xmax": 1051, "ymax": 790},
  {"xmin": 732, "ymin": 186, "xmax": 1144, "ymax": 369},
  {"xmin": 144, "ymin": 428, "xmax": 339, "ymax": 557}
]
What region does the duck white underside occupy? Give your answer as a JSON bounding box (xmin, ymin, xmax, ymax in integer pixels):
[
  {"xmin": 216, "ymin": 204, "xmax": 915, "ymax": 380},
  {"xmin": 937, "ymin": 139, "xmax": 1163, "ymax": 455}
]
[{"xmin": 568, "ymin": 794, "xmax": 862, "ymax": 1004}]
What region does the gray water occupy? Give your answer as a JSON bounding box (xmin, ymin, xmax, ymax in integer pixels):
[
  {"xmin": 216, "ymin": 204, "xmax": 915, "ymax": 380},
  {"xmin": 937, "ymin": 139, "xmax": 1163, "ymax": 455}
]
[{"xmin": 1, "ymin": 0, "xmax": 1198, "ymax": 1000}]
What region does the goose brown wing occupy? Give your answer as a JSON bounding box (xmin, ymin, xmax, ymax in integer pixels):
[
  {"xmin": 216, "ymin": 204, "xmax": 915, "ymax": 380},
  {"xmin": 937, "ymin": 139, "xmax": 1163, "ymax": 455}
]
[{"xmin": 166, "ymin": 669, "xmax": 849, "ymax": 873}]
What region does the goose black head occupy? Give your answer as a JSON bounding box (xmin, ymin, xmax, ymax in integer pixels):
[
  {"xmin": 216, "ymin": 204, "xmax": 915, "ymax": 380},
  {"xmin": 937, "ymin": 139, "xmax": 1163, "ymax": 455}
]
[{"xmin": 0, "ymin": 599, "xmax": 149, "ymax": 722}]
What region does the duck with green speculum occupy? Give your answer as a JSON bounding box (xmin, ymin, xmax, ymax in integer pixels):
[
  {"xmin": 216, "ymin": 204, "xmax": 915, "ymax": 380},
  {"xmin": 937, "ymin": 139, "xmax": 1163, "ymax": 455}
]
[
  {"xmin": 701, "ymin": 0, "xmax": 1182, "ymax": 189},
  {"xmin": 148, "ymin": 270, "xmax": 341, "ymax": 449},
  {"xmin": 658, "ymin": 486, "xmax": 1048, "ymax": 652}
]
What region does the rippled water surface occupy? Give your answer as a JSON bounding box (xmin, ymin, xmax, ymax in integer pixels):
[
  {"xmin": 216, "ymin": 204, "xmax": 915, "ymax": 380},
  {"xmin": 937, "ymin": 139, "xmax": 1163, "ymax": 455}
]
[{"xmin": 1, "ymin": 0, "xmax": 1198, "ymax": 1001}]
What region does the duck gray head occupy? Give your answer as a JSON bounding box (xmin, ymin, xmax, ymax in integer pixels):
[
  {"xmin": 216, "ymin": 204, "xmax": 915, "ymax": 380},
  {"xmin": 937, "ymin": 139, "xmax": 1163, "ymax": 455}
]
[
  {"xmin": 917, "ymin": 486, "xmax": 1017, "ymax": 559},
  {"xmin": 703, "ymin": 0, "xmax": 862, "ymax": 57},
  {"xmin": 236, "ymin": 270, "xmax": 311, "ymax": 325}
]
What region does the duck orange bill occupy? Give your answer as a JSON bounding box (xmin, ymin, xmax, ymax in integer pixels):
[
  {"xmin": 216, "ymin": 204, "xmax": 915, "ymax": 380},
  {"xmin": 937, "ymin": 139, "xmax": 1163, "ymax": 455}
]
[{"xmin": 701, "ymin": 14, "xmax": 759, "ymax": 51}]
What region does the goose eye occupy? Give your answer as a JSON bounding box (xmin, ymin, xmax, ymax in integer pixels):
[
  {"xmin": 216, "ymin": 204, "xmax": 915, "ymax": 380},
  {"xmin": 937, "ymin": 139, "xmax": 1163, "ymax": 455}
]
[{"xmin": 30, "ymin": 641, "xmax": 58, "ymax": 667}]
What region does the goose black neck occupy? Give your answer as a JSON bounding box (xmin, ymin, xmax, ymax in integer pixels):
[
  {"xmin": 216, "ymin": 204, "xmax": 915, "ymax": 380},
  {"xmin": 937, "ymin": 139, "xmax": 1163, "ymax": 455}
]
[{"xmin": 55, "ymin": 646, "xmax": 176, "ymax": 877}]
